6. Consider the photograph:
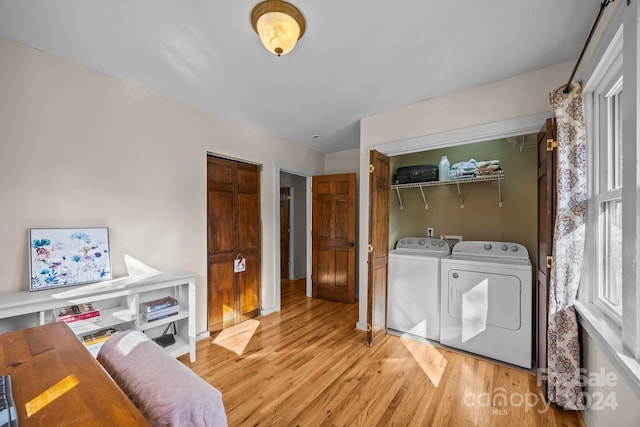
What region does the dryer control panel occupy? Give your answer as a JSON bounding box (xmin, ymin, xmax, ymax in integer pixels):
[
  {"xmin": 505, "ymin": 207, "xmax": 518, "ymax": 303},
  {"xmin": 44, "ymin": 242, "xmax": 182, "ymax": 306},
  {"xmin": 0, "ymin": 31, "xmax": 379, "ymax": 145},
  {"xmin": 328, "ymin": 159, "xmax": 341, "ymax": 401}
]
[
  {"xmin": 395, "ymin": 237, "xmax": 450, "ymax": 253},
  {"xmin": 451, "ymin": 241, "xmax": 529, "ymax": 260}
]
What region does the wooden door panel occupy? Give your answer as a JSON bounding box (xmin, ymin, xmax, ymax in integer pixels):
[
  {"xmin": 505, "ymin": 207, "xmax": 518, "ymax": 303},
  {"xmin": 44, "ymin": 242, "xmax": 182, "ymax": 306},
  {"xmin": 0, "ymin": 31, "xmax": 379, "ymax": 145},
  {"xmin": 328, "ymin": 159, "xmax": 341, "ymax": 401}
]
[
  {"xmin": 315, "ymin": 200, "xmax": 332, "ymax": 237},
  {"xmin": 334, "ymin": 249, "xmax": 349, "ymax": 288},
  {"xmin": 237, "ymin": 192, "xmax": 260, "ymax": 248},
  {"xmin": 538, "ymin": 172, "xmax": 548, "ymax": 269},
  {"xmin": 236, "ymin": 161, "xmax": 261, "ymax": 322},
  {"xmin": 208, "ymin": 191, "xmax": 235, "ymax": 253},
  {"xmin": 371, "ymin": 262, "xmax": 388, "ymax": 330},
  {"xmin": 335, "ymin": 179, "xmax": 350, "ymax": 195},
  {"xmin": 537, "ymin": 118, "xmax": 556, "ymax": 391},
  {"xmin": 238, "ymin": 251, "xmax": 261, "ymax": 320},
  {"xmin": 236, "ymin": 164, "xmax": 259, "ymax": 192},
  {"xmin": 312, "ymin": 173, "xmax": 356, "ymax": 303},
  {"xmin": 315, "ymin": 181, "xmax": 331, "ymax": 195},
  {"xmin": 538, "ymin": 131, "xmax": 552, "ymax": 272},
  {"xmin": 315, "ymin": 248, "xmax": 353, "ymax": 300},
  {"xmin": 317, "ymin": 249, "xmax": 335, "ymax": 284},
  {"xmin": 335, "ymin": 200, "xmax": 350, "ymax": 239},
  {"xmin": 235, "ymin": 161, "xmax": 261, "ymax": 321},
  {"xmin": 280, "ymin": 188, "xmax": 290, "ymax": 279},
  {"xmin": 208, "ymin": 260, "xmax": 236, "ymax": 330},
  {"xmin": 207, "ymin": 157, "xmax": 234, "ymax": 190},
  {"xmin": 367, "ymin": 150, "xmax": 390, "ymax": 346}
]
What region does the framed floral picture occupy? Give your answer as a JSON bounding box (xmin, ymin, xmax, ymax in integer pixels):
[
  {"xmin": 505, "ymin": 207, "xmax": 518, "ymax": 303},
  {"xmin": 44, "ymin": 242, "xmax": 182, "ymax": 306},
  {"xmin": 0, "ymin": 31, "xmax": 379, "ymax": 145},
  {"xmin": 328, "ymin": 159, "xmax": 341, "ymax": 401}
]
[{"xmin": 29, "ymin": 227, "xmax": 112, "ymax": 291}]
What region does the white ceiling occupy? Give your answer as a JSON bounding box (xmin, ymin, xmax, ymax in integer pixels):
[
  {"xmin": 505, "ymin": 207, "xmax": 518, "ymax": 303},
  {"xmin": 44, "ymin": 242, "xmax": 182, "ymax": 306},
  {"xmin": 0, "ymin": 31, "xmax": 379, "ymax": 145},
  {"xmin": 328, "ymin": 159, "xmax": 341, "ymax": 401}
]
[{"xmin": 0, "ymin": 0, "xmax": 600, "ymax": 154}]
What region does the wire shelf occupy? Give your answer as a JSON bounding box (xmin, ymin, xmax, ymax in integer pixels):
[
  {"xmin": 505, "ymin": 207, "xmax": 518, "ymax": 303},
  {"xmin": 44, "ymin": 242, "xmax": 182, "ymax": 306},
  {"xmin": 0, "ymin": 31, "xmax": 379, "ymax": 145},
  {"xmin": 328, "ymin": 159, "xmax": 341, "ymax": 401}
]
[{"xmin": 391, "ymin": 173, "xmax": 504, "ymax": 209}]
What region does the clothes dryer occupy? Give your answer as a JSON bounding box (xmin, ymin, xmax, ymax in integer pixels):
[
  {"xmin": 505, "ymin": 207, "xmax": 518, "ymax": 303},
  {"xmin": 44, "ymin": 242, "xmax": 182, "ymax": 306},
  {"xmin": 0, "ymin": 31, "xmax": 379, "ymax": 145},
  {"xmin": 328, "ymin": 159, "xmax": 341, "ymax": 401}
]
[
  {"xmin": 388, "ymin": 237, "xmax": 450, "ymax": 341},
  {"xmin": 439, "ymin": 241, "xmax": 533, "ymax": 369}
]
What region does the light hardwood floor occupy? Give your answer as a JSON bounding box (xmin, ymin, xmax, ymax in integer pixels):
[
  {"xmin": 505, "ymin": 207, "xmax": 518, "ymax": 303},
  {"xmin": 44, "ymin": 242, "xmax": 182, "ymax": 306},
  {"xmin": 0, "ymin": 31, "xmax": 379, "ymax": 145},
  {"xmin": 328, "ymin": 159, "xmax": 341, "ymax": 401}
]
[{"xmin": 180, "ymin": 279, "xmax": 584, "ymax": 426}]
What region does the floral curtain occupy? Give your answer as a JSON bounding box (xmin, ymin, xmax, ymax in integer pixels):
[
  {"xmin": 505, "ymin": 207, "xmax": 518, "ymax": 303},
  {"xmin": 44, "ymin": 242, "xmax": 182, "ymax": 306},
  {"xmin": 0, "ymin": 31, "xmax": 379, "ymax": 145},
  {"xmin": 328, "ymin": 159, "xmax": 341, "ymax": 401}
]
[{"xmin": 546, "ymin": 81, "xmax": 588, "ymax": 410}]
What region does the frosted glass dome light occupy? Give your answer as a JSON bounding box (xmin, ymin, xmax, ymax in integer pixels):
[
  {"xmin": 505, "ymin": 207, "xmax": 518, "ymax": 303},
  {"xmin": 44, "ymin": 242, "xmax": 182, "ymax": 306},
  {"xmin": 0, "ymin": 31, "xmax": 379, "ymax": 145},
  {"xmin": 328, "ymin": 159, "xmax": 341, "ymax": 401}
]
[{"xmin": 251, "ymin": 0, "xmax": 306, "ymax": 57}]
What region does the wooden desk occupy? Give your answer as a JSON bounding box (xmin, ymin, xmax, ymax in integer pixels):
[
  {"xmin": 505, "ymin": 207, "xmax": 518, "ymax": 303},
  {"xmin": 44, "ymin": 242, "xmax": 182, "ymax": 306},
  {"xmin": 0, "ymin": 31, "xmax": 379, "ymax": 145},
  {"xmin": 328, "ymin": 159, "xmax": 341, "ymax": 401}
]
[{"xmin": 0, "ymin": 322, "xmax": 149, "ymax": 426}]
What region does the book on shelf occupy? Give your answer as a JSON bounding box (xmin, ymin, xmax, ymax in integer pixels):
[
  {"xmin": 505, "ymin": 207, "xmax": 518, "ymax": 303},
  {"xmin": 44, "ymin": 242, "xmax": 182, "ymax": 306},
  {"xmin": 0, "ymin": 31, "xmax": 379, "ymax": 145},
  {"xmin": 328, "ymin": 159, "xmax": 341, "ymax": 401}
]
[
  {"xmin": 55, "ymin": 303, "xmax": 100, "ymax": 324},
  {"xmin": 141, "ymin": 305, "xmax": 179, "ymax": 322},
  {"xmin": 140, "ymin": 296, "xmax": 178, "ymax": 313},
  {"xmin": 82, "ymin": 327, "xmax": 119, "ymax": 345},
  {"xmin": 82, "ymin": 327, "xmax": 119, "ymax": 357}
]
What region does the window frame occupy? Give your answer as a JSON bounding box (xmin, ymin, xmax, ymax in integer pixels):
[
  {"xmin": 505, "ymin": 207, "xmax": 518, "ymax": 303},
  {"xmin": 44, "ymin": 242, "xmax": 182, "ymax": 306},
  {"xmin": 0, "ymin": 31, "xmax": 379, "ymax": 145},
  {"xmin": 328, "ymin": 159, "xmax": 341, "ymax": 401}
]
[
  {"xmin": 590, "ymin": 64, "xmax": 624, "ymax": 323},
  {"xmin": 584, "ymin": 25, "xmax": 624, "ymax": 324}
]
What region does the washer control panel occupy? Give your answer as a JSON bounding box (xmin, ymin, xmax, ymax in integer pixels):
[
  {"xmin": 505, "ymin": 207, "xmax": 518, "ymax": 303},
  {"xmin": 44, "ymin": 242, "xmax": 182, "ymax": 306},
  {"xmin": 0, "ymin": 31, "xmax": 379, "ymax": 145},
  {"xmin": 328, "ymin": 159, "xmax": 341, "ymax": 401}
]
[
  {"xmin": 395, "ymin": 237, "xmax": 450, "ymax": 253},
  {"xmin": 452, "ymin": 241, "xmax": 529, "ymax": 259}
]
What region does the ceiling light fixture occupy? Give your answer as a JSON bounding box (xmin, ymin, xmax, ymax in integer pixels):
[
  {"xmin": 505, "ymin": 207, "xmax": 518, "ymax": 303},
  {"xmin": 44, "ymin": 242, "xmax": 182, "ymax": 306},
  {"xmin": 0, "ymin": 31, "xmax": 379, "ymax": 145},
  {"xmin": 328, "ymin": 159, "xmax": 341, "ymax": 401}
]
[{"xmin": 251, "ymin": 0, "xmax": 306, "ymax": 57}]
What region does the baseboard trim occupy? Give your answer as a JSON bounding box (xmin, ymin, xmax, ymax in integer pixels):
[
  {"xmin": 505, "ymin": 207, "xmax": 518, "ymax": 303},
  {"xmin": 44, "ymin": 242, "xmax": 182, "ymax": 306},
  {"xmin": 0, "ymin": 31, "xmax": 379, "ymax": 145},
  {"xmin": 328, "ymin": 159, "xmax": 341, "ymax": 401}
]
[
  {"xmin": 196, "ymin": 331, "xmax": 211, "ymax": 341},
  {"xmin": 261, "ymin": 307, "xmax": 279, "ymax": 316},
  {"xmin": 355, "ymin": 321, "xmax": 367, "ymax": 331}
]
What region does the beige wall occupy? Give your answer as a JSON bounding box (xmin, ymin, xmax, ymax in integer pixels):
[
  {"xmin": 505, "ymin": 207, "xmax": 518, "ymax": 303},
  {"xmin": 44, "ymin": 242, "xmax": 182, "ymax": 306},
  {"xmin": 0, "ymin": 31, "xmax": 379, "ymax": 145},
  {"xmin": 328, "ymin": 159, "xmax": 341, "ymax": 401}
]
[
  {"xmin": 389, "ymin": 138, "xmax": 538, "ymax": 266},
  {"xmin": 361, "ymin": 62, "xmax": 571, "ymax": 148},
  {"xmin": 581, "ymin": 330, "xmax": 640, "ymax": 426},
  {"xmin": 324, "ymin": 148, "xmax": 360, "ymax": 175},
  {"xmin": 0, "ymin": 37, "xmax": 325, "ymax": 335}
]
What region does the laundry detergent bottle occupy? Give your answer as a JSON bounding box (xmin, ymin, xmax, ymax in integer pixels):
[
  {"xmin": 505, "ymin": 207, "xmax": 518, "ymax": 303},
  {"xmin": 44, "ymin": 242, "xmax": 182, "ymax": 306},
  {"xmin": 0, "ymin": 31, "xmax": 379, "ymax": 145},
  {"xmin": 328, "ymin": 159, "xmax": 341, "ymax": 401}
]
[{"xmin": 439, "ymin": 155, "xmax": 450, "ymax": 181}]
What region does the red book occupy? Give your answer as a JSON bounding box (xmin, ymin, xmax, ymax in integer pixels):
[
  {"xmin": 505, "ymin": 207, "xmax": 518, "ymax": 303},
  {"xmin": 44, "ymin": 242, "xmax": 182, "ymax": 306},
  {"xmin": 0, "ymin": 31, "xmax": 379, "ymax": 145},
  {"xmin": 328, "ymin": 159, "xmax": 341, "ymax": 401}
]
[{"xmin": 55, "ymin": 303, "xmax": 100, "ymax": 323}]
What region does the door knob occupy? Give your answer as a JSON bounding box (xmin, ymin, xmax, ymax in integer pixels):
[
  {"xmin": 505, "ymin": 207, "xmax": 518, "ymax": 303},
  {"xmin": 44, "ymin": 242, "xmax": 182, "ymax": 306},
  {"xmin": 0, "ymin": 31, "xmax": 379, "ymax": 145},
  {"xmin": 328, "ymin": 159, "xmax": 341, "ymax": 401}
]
[{"xmin": 348, "ymin": 242, "xmax": 355, "ymax": 247}]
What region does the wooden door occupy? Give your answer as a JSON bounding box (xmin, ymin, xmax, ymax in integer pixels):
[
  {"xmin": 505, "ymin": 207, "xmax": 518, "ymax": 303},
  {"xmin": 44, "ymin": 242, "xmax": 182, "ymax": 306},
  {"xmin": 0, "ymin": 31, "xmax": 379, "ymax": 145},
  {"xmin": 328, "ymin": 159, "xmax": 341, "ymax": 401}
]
[
  {"xmin": 280, "ymin": 188, "xmax": 291, "ymax": 279},
  {"xmin": 312, "ymin": 173, "xmax": 357, "ymax": 303},
  {"xmin": 207, "ymin": 156, "xmax": 261, "ymax": 331},
  {"xmin": 367, "ymin": 150, "xmax": 390, "ymax": 346},
  {"xmin": 235, "ymin": 162, "xmax": 262, "ymax": 322},
  {"xmin": 537, "ymin": 118, "xmax": 556, "ymax": 390}
]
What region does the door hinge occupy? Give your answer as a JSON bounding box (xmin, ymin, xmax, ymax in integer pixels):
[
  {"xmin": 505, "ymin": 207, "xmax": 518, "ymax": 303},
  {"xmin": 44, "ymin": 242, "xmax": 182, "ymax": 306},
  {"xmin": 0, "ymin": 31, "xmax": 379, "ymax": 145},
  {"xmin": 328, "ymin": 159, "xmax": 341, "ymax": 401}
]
[
  {"xmin": 546, "ymin": 138, "xmax": 558, "ymax": 152},
  {"xmin": 369, "ymin": 164, "xmax": 375, "ymax": 173},
  {"xmin": 546, "ymin": 255, "xmax": 553, "ymax": 269}
]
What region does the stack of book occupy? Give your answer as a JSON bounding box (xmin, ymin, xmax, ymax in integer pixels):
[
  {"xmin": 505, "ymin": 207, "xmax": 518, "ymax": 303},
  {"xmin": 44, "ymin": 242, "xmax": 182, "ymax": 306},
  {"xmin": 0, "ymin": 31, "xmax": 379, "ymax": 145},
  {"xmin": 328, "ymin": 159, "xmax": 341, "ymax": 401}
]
[
  {"xmin": 82, "ymin": 327, "xmax": 119, "ymax": 357},
  {"xmin": 140, "ymin": 296, "xmax": 178, "ymax": 322},
  {"xmin": 55, "ymin": 303, "xmax": 100, "ymax": 324}
]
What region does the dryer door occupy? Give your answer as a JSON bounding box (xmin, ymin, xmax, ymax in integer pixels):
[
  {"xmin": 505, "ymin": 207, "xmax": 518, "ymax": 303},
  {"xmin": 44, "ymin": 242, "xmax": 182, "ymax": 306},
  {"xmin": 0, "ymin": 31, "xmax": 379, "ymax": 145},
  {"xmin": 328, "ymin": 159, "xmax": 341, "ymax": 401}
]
[{"xmin": 445, "ymin": 268, "xmax": 522, "ymax": 339}]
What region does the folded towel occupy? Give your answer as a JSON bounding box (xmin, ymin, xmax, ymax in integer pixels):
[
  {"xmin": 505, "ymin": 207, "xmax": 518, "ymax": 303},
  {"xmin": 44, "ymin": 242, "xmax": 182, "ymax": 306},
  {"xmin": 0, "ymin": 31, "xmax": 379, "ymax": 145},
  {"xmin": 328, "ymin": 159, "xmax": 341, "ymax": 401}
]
[
  {"xmin": 451, "ymin": 158, "xmax": 478, "ymax": 171},
  {"xmin": 477, "ymin": 167, "xmax": 503, "ymax": 176},
  {"xmin": 449, "ymin": 158, "xmax": 502, "ymax": 178},
  {"xmin": 449, "ymin": 169, "xmax": 477, "ymax": 179},
  {"xmin": 476, "ymin": 160, "xmax": 500, "ymax": 168},
  {"xmin": 478, "ymin": 165, "xmax": 502, "ymax": 175}
]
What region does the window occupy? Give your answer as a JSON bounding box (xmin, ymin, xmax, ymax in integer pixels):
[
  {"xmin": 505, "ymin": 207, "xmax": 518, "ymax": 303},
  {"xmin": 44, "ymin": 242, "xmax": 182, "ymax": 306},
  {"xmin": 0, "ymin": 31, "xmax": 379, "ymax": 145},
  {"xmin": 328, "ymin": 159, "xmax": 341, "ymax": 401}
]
[
  {"xmin": 595, "ymin": 76, "xmax": 623, "ymax": 320},
  {"xmin": 578, "ymin": 2, "xmax": 640, "ymax": 394},
  {"xmin": 586, "ymin": 27, "xmax": 623, "ymax": 323}
]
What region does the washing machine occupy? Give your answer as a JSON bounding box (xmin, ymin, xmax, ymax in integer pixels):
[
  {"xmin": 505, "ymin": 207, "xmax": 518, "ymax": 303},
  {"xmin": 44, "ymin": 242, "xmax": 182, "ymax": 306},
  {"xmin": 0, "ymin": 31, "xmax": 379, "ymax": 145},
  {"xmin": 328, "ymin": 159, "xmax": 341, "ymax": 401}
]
[
  {"xmin": 387, "ymin": 237, "xmax": 450, "ymax": 341},
  {"xmin": 439, "ymin": 241, "xmax": 533, "ymax": 369}
]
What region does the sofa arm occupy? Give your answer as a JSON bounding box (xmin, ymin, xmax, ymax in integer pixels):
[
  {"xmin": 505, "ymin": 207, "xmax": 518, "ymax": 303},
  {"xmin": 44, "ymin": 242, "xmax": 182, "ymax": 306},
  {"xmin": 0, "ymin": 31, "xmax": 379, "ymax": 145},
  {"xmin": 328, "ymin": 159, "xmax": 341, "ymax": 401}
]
[{"xmin": 97, "ymin": 330, "xmax": 227, "ymax": 427}]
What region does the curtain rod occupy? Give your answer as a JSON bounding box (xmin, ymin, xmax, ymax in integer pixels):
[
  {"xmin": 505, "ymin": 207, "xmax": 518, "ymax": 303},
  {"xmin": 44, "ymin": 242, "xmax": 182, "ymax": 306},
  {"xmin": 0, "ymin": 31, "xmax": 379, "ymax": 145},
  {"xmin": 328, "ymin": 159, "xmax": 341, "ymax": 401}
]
[{"xmin": 563, "ymin": 0, "xmax": 617, "ymax": 94}]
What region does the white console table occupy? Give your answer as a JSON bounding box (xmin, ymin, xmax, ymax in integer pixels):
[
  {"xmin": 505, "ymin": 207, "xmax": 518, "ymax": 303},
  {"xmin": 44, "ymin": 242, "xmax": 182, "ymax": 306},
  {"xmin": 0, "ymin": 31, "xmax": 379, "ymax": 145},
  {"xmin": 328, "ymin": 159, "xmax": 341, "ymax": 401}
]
[{"xmin": 0, "ymin": 269, "xmax": 196, "ymax": 362}]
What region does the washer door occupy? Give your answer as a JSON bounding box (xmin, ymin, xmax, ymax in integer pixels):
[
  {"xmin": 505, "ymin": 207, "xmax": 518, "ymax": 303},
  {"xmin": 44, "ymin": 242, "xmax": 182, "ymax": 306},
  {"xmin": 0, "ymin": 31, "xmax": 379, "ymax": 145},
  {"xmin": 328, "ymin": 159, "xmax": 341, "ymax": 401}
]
[
  {"xmin": 388, "ymin": 255, "xmax": 440, "ymax": 340},
  {"xmin": 445, "ymin": 269, "xmax": 521, "ymax": 332}
]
